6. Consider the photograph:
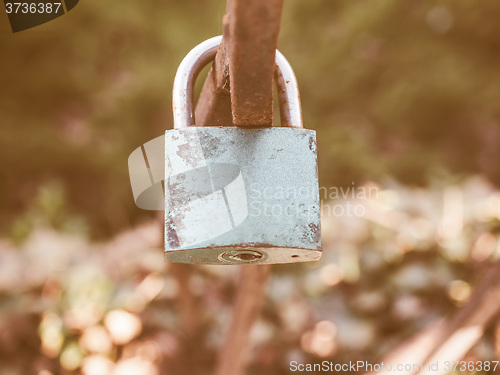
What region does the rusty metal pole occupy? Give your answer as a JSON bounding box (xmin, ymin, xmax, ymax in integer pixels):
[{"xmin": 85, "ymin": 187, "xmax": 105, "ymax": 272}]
[
  {"xmin": 193, "ymin": 1, "xmax": 283, "ymax": 374},
  {"xmin": 195, "ymin": 0, "xmax": 282, "ymax": 127}
]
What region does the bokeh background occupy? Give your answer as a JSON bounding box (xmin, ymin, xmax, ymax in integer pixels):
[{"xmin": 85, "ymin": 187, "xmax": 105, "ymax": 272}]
[{"xmin": 1, "ymin": 0, "xmax": 500, "ymax": 374}]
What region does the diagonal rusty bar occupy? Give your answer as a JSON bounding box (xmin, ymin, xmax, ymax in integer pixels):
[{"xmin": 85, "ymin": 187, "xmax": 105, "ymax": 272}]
[
  {"xmin": 194, "ymin": 34, "xmax": 233, "ymax": 126},
  {"xmin": 366, "ymin": 259, "xmax": 500, "ymax": 375}
]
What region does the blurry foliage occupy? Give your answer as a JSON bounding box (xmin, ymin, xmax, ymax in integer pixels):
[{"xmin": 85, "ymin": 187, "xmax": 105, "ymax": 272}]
[
  {"xmin": 1, "ymin": 178, "xmax": 500, "ymax": 374},
  {"xmin": 0, "ymin": 0, "xmax": 227, "ymax": 238},
  {"xmin": 10, "ymin": 182, "xmax": 88, "ymax": 244},
  {"xmin": 282, "ymin": 0, "xmax": 500, "ymax": 187},
  {"xmin": 1, "ymin": 0, "xmax": 500, "ymax": 238}
]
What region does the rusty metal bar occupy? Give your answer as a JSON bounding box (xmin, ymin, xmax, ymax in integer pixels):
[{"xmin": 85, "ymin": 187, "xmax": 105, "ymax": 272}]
[
  {"xmin": 225, "ymin": 0, "xmax": 283, "ymax": 126},
  {"xmin": 196, "ymin": 0, "xmax": 283, "ymax": 128},
  {"xmin": 194, "ymin": 31, "xmax": 233, "ymax": 126},
  {"xmin": 191, "ymin": 0, "xmax": 283, "ymax": 374},
  {"xmin": 214, "ymin": 265, "xmax": 271, "ymax": 375}
]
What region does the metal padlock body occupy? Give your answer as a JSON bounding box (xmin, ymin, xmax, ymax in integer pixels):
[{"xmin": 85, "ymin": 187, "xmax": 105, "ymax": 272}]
[{"xmin": 165, "ymin": 36, "xmax": 321, "ymax": 265}]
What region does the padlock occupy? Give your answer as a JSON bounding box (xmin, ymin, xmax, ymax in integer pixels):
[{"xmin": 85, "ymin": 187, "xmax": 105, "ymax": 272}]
[{"xmin": 165, "ymin": 35, "xmax": 321, "ymax": 265}]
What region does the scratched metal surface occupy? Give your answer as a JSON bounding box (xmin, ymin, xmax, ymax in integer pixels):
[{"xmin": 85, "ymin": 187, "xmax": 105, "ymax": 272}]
[{"xmin": 164, "ymin": 127, "xmax": 321, "ymax": 265}]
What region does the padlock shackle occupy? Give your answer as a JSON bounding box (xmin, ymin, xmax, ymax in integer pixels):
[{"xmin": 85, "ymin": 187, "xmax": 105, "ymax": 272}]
[
  {"xmin": 173, "ymin": 35, "xmax": 303, "ymax": 129},
  {"xmin": 274, "ymin": 49, "xmax": 303, "ymax": 129}
]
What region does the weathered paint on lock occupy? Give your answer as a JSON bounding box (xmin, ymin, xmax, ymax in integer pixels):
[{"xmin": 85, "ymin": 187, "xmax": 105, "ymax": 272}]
[{"xmin": 164, "ymin": 127, "xmax": 321, "ymax": 265}]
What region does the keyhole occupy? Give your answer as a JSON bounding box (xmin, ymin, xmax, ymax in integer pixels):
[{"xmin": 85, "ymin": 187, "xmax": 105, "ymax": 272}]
[
  {"xmin": 234, "ymin": 252, "xmax": 262, "ymax": 261},
  {"xmin": 220, "ymin": 249, "xmax": 265, "ymax": 263}
]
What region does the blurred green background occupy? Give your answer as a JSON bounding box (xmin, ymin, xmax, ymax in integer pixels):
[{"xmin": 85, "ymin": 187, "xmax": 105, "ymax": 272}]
[
  {"xmin": 2, "ymin": 0, "xmax": 500, "ymax": 239},
  {"xmin": 1, "ymin": 0, "xmax": 500, "ymax": 374}
]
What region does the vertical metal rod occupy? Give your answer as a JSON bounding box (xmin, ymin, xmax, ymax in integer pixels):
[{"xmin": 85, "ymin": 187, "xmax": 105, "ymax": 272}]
[{"xmin": 191, "ymin": 1, "xmax": 284, "ymax": 375}]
